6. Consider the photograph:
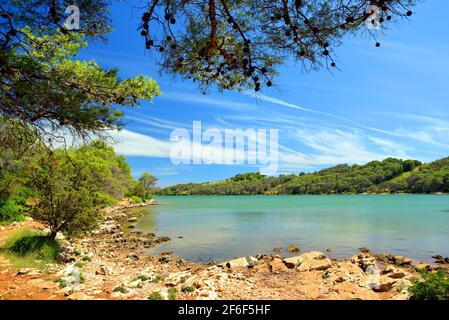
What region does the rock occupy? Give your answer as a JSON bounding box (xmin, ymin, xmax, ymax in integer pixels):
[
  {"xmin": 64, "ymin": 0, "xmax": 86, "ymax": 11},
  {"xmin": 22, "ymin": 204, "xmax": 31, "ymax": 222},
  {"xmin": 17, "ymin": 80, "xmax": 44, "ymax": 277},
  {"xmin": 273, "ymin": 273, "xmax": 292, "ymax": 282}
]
[
  {"xmin": 351, "ymin": 253, "xmax": 376, "ymax": 271},
  {"xmin": 127, "ymin": 279, "xmax": 142, "ymax": 288},
  {"xmin": 393, "ymin": 256, "xmax": 412, "ymax": 266},
  {"xmin": 96, "ymin": 265, "xmax": 113, "ymax": 276},
  {"xmin": 300, "ymin": 251, "xmax": 326, "ymax": 261},
  {"xmin": 371, "ymin": 276, "xmax": 396, "ymax": 292},
  {"xmin": 383, "ymin": 265, "xmax": 407, "ymax": 279},
  {"xmin": 297, "ymin": 258, "xmax": 332, "ymax": 272},
  {"xmin": 359, "ymin": 247, "xmax": 371, "ymax": 253},
  {"xmin": 445, "ymin": 257, "xmax": 449, "ymax": 264},
  {"xmin": 269, "ymin": 258, "xmax": 289, "ymax": 273},
  {"xmin": 432, "ymin": 255, "xmax": 443, "ymax": 260},
  {"xmin": 285, "ymin": 244, "xmax": 300, "ymax": 253},
  {"xmin": 164, "ymin": 271, "xmax": 191, "ymax": 286},
  {"xmin": 272, "ymin": 247, "xmax": 281, "ymax": 253},
  {"xmin": 225, "ymin": 257, "xmax": 249, "ymax": 269},
  {"xmin": 283, "ymin": 256, "xmax": 303, "ymax": 269},
  {"xmin": 128, "ymin": 217, "xmax": 138, "ymax": 222},
  {"xmin": 415, "ymin": 263, "xmax": 431, "ymax": 271},
  {"xmin": 55, "ymin": 231, "xmax": 65, "ymax": 240},
  {"xmin": 68, "ymin": 292, "xmax": 93, "ymax": 300},
  {"xmin": 246, "ymin": 256, "xmax": 259, "ymax": 267}
]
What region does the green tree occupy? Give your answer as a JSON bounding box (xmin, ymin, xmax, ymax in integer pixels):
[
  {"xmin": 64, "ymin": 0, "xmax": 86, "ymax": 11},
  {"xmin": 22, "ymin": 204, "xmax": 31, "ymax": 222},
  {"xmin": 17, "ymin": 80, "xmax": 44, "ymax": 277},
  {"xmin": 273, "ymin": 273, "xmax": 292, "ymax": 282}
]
[
  {"xmin": 28, "ymin": 152, "xmax": 99, "ymax": 239},
  {"xmin": 138, "ymin": 0, "xmax": 415, "ymax": 92},
  {"xmin": 139, "ymin": 172, "xmax": 158, "ymax": 189}
]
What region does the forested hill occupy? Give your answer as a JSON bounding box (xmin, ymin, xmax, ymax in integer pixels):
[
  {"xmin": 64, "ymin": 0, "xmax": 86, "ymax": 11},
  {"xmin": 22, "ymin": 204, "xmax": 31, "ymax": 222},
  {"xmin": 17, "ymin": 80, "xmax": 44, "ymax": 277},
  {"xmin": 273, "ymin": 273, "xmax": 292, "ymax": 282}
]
[{"xmin": 159, "ymin": 157, "xmax": 449, "ymax": 195}]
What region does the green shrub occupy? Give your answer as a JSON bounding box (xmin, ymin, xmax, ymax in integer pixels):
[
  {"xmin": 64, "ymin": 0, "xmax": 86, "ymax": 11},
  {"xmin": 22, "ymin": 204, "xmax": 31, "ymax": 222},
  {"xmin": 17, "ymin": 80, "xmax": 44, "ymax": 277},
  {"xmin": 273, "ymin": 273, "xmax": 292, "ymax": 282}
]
[
  {"xmin": 55, "ymin": 278, "xmax": 67, "ymax": 288},
  {"xmin": 74, "ymin": 248, "xmax": 82, "ymax": 256},
  {"xmin": 0, "ymin": 187, "xmax": 33, "ymax": 222},
  {"xmin": 148, "ymin": 291, "xmax": 163, "ymax": 300},
  {"xmin": 167, "ymin": 287, "xmax": 177, "ymax": 300},
  {"xmin": 0, "ymin": 228, "xmax": 61, "ymax": 268},
  {"xmin": 181, "ymin": 285, "xmax": 195, "ymax": 293},
  {"xmin": 152, "ymin": 274, "xmax": 163, "ymax": 283},
  {"xmin": 113, "ymin": 285, "xmax": 128, "ymax": 294},
  {"xmin": 133, "ymin": 275, "xmax": 150, "ymax": 282},
  {"xmin": 409, "ymin": 270, "xmax": 449, "ymax": 300},
  {"xmin": 95, "ymin": 192, "xmax": 118, "ymax": 208},
  {"xmin": 130, "ymin": 196, "xmax": 143, "ymax": 204},
  {"xmin": 82, "ymin": 255, "xmax": 92, "ymax": 261},
  {"xmin": 74, "ymin": 262, "xmax": 84, "ymax": 268}
]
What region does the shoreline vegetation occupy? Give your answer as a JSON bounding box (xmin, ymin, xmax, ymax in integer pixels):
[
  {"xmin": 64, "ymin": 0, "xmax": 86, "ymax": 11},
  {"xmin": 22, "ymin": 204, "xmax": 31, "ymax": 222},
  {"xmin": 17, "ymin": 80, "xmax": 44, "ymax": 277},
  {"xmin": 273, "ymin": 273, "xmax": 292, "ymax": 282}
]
[
  {"xmin": 158, "ymin": 157, "xmax": 449, "ymax": 196},
  {"xmin": 0, "ymin": 199, "xmax": 448, "ymax": 300}
]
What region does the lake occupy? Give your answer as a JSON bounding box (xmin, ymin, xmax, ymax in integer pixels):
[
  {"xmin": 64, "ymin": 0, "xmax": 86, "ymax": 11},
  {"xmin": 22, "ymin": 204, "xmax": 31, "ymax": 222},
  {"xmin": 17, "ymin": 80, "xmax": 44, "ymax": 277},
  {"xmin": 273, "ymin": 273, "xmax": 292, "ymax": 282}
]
[{"xmin": 132, "ymin": 195, "xmax": 449, "ymax": 263}]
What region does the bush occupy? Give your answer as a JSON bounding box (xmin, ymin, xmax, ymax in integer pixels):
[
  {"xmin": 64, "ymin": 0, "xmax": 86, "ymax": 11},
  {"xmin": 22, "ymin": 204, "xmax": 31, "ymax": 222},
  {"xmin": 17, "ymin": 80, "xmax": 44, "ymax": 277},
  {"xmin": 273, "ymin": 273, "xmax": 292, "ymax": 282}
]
[
  {"xmin": 130, "ymin": 195, "xmax": 143, "ymax": 204},
  {"xmin": 148, "ymin": 291, "xmax": 163, "ymax": 300},
  {"xmin": 167, "ymin": 287, "xmax": 177, "ymax": 300},
  {"xmin": 181, "ymin": 285, "xmax": 195, "ymax": 293},
  {"xmin": 95, "ymin": 192, "xmax": 118, "ymax": 208},
  {"xmin": 0, "ymin": 187, "xmax": 33, "ymax": 222},
  {"xmin": 0, "ymin": 228, "xmax": 61, "ymax": 268},
  {"xmin": 409, "ymin": 270, "xmax": 449, "ymax": 300},
  {"xmin": 113, "ymin": 285, "xmax": 128, "ymax": 294}
]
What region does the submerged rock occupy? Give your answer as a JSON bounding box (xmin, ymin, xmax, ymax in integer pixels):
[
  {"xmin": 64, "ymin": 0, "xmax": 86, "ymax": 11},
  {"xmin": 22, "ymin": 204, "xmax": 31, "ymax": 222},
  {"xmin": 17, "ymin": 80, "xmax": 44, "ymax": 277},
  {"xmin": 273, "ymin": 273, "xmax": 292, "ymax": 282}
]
[{"xmin": 285, "ymin": 244, "xmax": 300, "ymax": 253}]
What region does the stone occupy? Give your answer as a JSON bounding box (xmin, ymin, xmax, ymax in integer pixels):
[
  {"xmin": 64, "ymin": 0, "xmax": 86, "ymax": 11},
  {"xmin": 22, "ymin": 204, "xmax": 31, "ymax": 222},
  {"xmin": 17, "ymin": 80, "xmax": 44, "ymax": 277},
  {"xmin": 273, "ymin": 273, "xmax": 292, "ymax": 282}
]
[
  {"xmin": 55, "ymin": 231, "xmax": 65, "ymax": 240},
  {"xmin": 297, "ymin": 258, "xmax": 332, "ymax": 272},
  {"xmin": 128, "ymin": 217, "xmax": 138, "ymax": 222},
  {"xmin": 371, "ymin": 276, "xmax": 396, "ymax": 292},
  {"xmin": 415, "ymin": 263, "xmax": 431, "ymax": 271},
  {"xmin": 285, "ymin": 244, "xmax": 300, "ymax": 253},
  {"xmin": 96, "ymin": 265, "xmax": 113, "ymax": 276},
  {"xmin": 383, "ymin": 266, "xmax": 407, "ymax": 279},
  {"xmin": 164, "ymin": 271, "xmax": 191, "ymax": 286},
  {"xmin": 246, "ymin": 256, "xmax": 259, "ymax": 267},
  {"xmin": 300, "ymin": 251, "xmax": 326, "ymax": 261},
  {"xmin": 127, "ymin": 279, "xmax": 142, "ymax": 288},
  {"xmin": 283, "ymin": 256, "xmax": 304, "ymax": 269},
  {"xmin": 68, "ymin": 292, "xmax": 93, "ymax": 300},
  {"xmin": 225, "ymin": 257, "xmax": 250, "ymax": 269},
  {"xmin": 269, "ymin": 258, "xmax": 289, "ymax": 273},
  {"xmin": 351, "ymin": 253, "xmax": 376, "ymax": 271},
  {"xmin": 393, "ymin": 256, "xmax": 412, "ymax": 266}
]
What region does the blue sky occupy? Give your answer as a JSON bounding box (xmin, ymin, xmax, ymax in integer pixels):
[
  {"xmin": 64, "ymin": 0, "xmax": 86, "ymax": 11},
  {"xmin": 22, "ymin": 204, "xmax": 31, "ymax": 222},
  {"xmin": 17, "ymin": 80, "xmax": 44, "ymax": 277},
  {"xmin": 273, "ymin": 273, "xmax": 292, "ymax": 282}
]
[{"xmin": 77, "ymin": 0, "xmax": 449, "ymax": 187}]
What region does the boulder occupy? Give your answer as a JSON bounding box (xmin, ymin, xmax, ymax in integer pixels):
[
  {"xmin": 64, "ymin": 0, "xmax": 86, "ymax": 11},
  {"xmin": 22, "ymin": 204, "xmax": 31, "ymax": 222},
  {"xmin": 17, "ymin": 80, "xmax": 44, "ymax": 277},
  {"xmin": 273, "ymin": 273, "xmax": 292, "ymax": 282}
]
[
  {"xmin": 371, "ymin": 276, "xmax": 396, "ymax": 292},
  {"xmin": 246, "ymin": 256, "xmax": 259, "ymax": 267},
  {"xmin": 225, "ymin": 257, "xmax": 250, "ymax": 269},
  {"xmin": 68, "ymin": 292, "xmax": 93, "ymax": 300},
  {"xmin": 283, "ymin": 256, "xmax": 304, "ymax": 269},
  {"xmin": 351, "ymin": 253, "xmax": 376, "ymax": 271},
  {"xmin": 285, "ymin": 244, "xmax": 300, "ymax": 253},
  {"xmin": 296, "ymin": 258, "xmax": 332, "ymax": 272},
  {"xmin": 269, "ymin": 258, "xmax": 289, "ymax": 273},
  {"xmin": 164, "ymin": 271, "xmax": 191, "ymax": 286},
  {"xmin": 300, "ymin": 251, "xmax": 326, "ymax": 261},
  {"xmin": 382, "ymin": 265, "xmax": 407, "ymax": 279},
  {"xmin": 393, "ymin": 256, "xmax": 412, "ymax": 266},
  {"xmin": 415, "ymin": 263, "xmax": 431, "ymax": 271},
  {"xmin": 127, "ymin": 279, "xmax": 142, "ymax": 288},
  {"xmin": 128, "ymin": 217, "xmax": 138, "ymax": 222},
  {"xmin": 96, "ymin": 265, "xmax": 113, "ymax": 276}
]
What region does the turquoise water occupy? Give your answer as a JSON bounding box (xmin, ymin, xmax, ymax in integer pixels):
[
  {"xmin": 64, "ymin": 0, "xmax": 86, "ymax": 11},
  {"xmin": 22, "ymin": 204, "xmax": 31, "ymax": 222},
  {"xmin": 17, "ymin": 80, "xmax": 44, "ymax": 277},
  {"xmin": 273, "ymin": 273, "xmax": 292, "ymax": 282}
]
[{"xmin": 133, "ymin": 195, "xmax": 449, "ymax": 263}]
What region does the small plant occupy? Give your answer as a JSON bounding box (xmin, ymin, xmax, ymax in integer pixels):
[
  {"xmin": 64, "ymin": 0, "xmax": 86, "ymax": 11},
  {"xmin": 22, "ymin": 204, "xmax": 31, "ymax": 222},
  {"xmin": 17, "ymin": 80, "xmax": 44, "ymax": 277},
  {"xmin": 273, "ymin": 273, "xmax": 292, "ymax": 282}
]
[
  {"xmin": 74, "ymin": 262, "xmax": 84, "ymax": 268},
  {"xmin": 322, "ymin": 272, "xmax": 330, "ymax": 280},
  {"xmin": 55, "ymin": 278, "xmax": 67, "ymax": 288},
  {"xmin": 409, "ymin": 270, "xmax": 449, "ymax": 300},
  {"xmin": 74, "ymin": 248, "xmax": 82, "ymax": 256},
  {"xmin": 167, "ymin": 287, "xmax": 177, "ymax": 300},
  {"xmin": 133, "ymin": 274, "xmax": 150, "ymax": 282},
  {"xmin": 181, "ymin": 285, "xmax": 195, "ymax": 293},
  {"xmin": 82, "ymin": 255, "xmax": 92, "ymax": 262},
  {"xmin": 148, "ymin": 291, "xmax": 163, "ymax": 300},
  {"xmin": 130, "ymin": 196, "xmax": 143, "ymax": 204},
  {"xmin": 79, "ymin": 272, "xmax": 86, "ymax": 284},
  {"xmin": 113, "ymin": 285, "xmax": 128, "ymax": 294},
  {"xmin": 152, "ymin": 274, "xmax": 163, "ymax": 283}
]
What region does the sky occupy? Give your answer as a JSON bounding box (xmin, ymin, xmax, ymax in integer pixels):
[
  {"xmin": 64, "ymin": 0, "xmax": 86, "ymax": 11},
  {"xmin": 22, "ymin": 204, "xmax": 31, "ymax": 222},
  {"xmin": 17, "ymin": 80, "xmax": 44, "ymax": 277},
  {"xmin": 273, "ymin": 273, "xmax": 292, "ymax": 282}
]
[{"xmin": 77, "ymin": 0, "xmax": 449, "ymax": 187}]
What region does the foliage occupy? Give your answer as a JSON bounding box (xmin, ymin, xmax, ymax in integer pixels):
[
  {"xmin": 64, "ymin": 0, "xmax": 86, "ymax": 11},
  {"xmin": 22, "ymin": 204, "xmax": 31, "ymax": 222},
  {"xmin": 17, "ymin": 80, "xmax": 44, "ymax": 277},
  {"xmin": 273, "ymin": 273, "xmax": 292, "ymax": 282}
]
[
  {"xmin": 28, "ymin": 151, "xmax": 100, "ymax": 239},
  {"xmin": 167, "ymin": 287, "xmax": 177, "ymax": 300},
  {"xmin": 113, "ymin": 285, "xmax": 128, "ymax": 294},
  {"xmin": 181, "ymin": 285, "xmax": 195, "ymax": 293},
  {"xmin": 1, "ymin": 2, "xmax": 160, "ymax": 141},
  {"xmin": 409, "ymin": 270, "xmax": 449, "ymax": 300},
  {"xmin": 159, "ymin": 157, "xmax": 449, "ymax": 195},
  {"xmin": 130, "ymin": 196, "xmax": 144, "ymax": 204},
  {"xmin": 0, "ymin": 228, "xmax": 61, "ymax": 268},
  {"xmin": 148, "ymin": 291, "xmax": 163, "ymax": 300},
  {"xmin": 139, "ymin": 0, "xmax": 415, "ymax": 92}
]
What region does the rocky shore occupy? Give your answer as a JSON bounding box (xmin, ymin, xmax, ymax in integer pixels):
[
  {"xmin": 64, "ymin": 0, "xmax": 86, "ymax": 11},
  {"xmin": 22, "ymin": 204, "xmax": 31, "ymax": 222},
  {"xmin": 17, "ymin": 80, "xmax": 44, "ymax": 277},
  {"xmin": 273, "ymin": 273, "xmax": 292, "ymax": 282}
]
[{"xmin": 1, "ymin": 200, "xmax": 448, "ymax": 300}]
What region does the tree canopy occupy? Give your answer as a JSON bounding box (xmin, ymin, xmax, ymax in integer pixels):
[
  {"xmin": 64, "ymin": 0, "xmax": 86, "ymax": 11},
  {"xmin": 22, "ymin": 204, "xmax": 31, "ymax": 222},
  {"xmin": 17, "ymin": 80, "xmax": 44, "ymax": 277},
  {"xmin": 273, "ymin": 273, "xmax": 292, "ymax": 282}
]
[{"xmin": 139, "ymin": 0, "xmax": 416, "ymax": 92}]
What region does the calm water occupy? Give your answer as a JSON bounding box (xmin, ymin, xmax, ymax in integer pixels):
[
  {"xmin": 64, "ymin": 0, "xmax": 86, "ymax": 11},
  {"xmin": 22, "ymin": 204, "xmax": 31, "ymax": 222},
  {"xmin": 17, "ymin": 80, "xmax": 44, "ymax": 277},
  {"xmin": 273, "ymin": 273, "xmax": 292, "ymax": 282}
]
[{"xmin": 132, "ymin": 195, "xmax": 449, "ymax": 263}]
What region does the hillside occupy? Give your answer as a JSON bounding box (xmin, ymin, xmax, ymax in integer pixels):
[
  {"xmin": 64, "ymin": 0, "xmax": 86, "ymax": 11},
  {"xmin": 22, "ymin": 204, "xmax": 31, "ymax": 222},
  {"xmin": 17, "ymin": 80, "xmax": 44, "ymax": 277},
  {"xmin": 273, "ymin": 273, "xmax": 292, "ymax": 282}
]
[{"xmin": 159, "ymin": 157, "xmax": 449, "ymax": 195}]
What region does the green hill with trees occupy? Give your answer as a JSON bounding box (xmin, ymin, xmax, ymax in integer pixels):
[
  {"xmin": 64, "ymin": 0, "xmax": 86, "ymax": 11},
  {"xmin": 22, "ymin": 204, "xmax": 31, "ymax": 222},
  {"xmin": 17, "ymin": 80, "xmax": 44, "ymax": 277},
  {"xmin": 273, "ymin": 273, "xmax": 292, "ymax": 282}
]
[{"xmin": 159, "ymin": 157, "xmax": 449, "ymax": 195}]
